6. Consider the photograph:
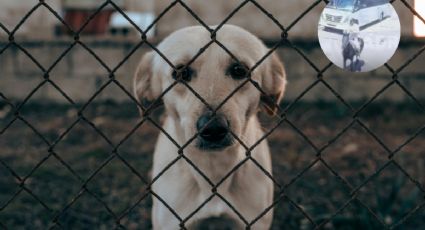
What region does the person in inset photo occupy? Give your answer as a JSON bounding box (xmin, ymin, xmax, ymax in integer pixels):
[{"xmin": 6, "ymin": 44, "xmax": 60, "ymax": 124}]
[{"xmin": 342, "ymin": 17, "xmax": 364, "ymax": 71}]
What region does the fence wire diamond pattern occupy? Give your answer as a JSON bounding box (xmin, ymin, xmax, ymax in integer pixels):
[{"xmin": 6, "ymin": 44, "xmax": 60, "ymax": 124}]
[{"xmin": 0, "ymin": 0, "xmax": 425, "ymax": 229}]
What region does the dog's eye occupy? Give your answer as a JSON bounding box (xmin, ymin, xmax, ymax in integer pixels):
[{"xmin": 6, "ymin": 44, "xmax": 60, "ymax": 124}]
[
  {"xmin": 172, "ymin": 65, "xmax": 193, "ymax": 82},
  {"xmin": 227, "ymin": 63, "xmax": 249, "ymax": 79}
]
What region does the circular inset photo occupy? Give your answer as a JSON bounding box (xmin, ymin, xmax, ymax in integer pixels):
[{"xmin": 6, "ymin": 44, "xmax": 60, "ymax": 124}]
[{"xmin": 318, "ymin": 0, "xmax": 401, "ymax": 72}]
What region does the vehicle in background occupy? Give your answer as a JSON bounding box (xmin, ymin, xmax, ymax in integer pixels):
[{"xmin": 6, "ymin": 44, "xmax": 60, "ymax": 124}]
[{"xmin": 319, "ymin": 0, "xmax": 392, "ymax": 33}]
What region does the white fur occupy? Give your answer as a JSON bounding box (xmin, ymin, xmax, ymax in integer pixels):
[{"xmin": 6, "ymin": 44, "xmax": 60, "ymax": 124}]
[{"xmin": 134, "ymin": 24, "xmax": 287, "ymax": 230}]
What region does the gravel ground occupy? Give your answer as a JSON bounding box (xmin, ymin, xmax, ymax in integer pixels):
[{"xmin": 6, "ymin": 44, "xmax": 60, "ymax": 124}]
[{"xmin": 0, "ymin": 101, "xmax": 424, "ymax": 229}]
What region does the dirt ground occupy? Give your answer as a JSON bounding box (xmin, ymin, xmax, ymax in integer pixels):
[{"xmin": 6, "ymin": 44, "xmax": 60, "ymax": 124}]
[{"xmin": 0, "ymin": 101, "xmax": 424, "ymax": 229}]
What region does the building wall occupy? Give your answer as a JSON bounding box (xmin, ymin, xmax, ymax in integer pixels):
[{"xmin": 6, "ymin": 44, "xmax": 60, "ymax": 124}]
[
  {"xmin": 0, "ymin": 0, "xmax": 418, "ymax": 39},
  {"xmin": 154, "ymin": 0, "xmax": 416, "ymax": 39},
  {"xmin": 0, "ymin": 0, "xmax": 61, "ymax": 39},
  {"xmin": 0, "ymin": 0, "xmax": 423, "ymax": 103},
  {"xmin": 0, "ymin": 43, "xmax": 424, "ymax": 103}
]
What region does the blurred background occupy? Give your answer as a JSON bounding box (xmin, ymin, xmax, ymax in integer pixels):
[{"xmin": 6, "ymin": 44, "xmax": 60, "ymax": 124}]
[{"xmin": 0, "ymin": 0, "xmax": 424, "ymax": 229}]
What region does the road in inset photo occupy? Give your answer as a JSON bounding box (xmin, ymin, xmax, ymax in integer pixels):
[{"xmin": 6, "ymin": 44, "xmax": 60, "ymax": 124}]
[{"xmin": 318, "ymin": 0, "xmax": 400, "ymax": 72}]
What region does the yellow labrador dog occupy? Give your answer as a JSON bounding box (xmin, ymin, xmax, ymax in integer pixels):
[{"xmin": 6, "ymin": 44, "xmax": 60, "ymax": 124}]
[{"xmin": 134, "ymin": 24, "xmax": 286, "ymax": 229}]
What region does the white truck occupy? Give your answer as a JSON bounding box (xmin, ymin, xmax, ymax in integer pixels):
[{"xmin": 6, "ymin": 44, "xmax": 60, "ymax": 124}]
[{"xmin": 319, "ymin": 0, "xmax": 393, "ymax": 33}]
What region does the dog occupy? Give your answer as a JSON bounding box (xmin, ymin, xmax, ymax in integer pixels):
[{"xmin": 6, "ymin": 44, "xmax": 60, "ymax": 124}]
[
  {"xmin": 134, "ymin": 24, "xmax": 287, "ymax": 229},
  {"xmin": 342, "ymin": 34, "xmax": 364, "ymax": 72}
]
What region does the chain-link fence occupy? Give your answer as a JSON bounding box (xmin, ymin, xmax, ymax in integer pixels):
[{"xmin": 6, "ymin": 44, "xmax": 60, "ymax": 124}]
[{"xmin": 1, "ymin": 0, "xmax": 425, "ymax": 229}]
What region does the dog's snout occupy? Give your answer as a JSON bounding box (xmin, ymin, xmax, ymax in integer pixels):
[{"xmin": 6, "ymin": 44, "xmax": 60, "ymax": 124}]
[
  {"xmin": 196, "ymin": 113, "xmax": 233, "ymax": 150},
  {"xmin": 197, "ymin": 114, "xmax": 229, "ymax": 141},
  {"xmin": 189, "ymin": 216, "xmax": 240, "ymax": 230}
]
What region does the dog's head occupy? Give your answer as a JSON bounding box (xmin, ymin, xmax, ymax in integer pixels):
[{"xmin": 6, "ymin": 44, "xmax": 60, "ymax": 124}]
[{"xmin": 134, "ymin": 25, "xmax": 286, "ymax": 151}]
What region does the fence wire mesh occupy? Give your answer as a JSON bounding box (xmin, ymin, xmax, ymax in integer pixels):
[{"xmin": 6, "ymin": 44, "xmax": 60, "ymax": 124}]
[{"xmin": 0, "ymin": 0, "xmax": 425, "ymax": 229}]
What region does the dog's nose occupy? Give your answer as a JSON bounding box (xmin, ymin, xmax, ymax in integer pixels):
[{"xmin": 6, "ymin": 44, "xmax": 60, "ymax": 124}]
[{"xmin": 196, "ymin": 113, "xmax": 229, "ymax": 143}]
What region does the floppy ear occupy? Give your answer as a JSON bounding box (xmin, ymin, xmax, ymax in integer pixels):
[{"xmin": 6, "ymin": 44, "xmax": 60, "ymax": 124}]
[
  {"xmin": 133, "ymin": 51, "xmax": 163, "ymax": 115},
  {"xmin": 260, "ymin": 53, "xmax": 287, "ymax": 116}
]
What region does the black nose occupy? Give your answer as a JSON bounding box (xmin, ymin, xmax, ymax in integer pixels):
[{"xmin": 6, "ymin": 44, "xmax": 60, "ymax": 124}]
[{"xmin": 196, "ymin": 113, "xmax": 229, "ymax": 143}]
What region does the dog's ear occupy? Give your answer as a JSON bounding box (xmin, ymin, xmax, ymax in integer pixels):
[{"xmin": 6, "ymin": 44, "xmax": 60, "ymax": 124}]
[
  {"xmin": 133, "ymin": 51, "xmax": 163, "ymax": 115},
  {"xmin": 260, "ymin": 52, "xmax": 287, "ymax": 116}
]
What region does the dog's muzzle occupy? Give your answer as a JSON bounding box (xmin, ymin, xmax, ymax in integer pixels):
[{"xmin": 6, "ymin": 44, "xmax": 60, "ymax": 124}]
[
  {"xmin": 196, "ymin": 113, "xmax": 233, "ymax": 150},
  {"xmin": 188, "ymin": 215, "xmax": 240, "ymax": 230}
]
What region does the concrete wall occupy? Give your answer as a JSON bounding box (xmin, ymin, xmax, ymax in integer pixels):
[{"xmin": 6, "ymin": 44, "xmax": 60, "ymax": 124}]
[
  {"xmin": 0, "ymin": 0, "xmax": 61, "ymax": 39},
  {"xmin": 0, "ymin": 1, "xmax": 424, "ymax": 104},
  {"xmin": 0, "ymin": 42, "xmax": 424, "ymax": 103},
  {"xmin": 0, "ymin": 0, "xmax": 419, "ymax": 39},
  {"xmin": 154, "ymin": 0, "xmax": 416, "ymax": 39}
]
